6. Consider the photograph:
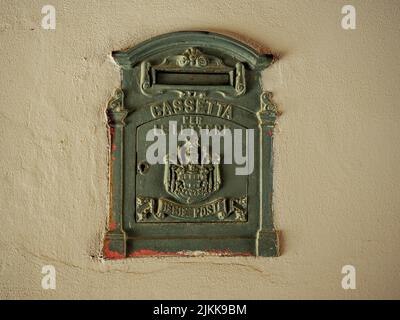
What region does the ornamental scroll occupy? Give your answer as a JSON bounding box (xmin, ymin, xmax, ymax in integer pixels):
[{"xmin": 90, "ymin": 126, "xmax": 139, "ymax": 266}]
[{"xmin": 136, "ymin": 196, "xmax": 247, "ymax": 223}]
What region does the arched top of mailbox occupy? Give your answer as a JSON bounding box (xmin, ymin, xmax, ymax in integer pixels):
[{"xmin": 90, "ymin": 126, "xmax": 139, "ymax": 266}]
[{"xmin": 112, "ymin": 31, "xmax": 273, "ymax": 71}]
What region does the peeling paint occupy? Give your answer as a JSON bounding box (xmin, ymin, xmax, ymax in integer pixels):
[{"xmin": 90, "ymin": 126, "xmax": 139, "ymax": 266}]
[
  {"xmin": 128, "ymin": 249, "xmax": 253, "ymax": 257},
  {"xmin": 110, "ymin": 127, "xmax": 115, "ymax": 138},
  {"xmin": 129, "ymin": 249, "xmax": 186, "ymax": 257}
]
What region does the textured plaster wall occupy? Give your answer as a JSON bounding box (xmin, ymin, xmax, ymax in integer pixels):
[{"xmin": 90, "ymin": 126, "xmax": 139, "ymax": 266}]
[{"xmin": 0, "ymin": 0, "xmax": 399, "ymax": 299}]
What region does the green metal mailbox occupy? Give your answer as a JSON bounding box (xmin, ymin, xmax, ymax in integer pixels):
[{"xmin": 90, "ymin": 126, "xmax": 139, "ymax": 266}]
[{"xmin": 103, "ymin": 31, "xmax": 280, "ymax": 258}]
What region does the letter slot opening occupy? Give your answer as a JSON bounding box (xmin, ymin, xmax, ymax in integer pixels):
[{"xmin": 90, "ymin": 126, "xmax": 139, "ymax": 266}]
[{"xmin": 155, "ymin": 71, "xmax": 232, "ymax": 86}]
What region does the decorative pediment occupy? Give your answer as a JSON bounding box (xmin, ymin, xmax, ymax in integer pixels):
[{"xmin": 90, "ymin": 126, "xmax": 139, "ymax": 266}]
[
  {"xmin": 158, "ymin": 47, "xmax": 226, "ymax": 69},
  {"xmin": 112, "ymin": 31, "xmax": 273, "ymax": 71}
]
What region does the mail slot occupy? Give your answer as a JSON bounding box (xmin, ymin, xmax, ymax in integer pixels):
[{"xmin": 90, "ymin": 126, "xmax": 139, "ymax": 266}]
[
  {"xmin": 155, "ymin": 72, "xmax": 231, "ymax": 86},
  {"xmin": 103, "ymin": 31, "xmax": 280, "ymax": 258}
]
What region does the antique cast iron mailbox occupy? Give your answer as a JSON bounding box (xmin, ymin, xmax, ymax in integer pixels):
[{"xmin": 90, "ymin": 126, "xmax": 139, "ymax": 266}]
[{"xmin": 103, "ymin": 32, "xmax": 280, "ymax": 258}]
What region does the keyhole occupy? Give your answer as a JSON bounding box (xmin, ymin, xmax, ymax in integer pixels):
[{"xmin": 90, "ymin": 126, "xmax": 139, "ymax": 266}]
[{"xmin": 138, "ymin": 161, "xmax": 149, "ymax": 175}]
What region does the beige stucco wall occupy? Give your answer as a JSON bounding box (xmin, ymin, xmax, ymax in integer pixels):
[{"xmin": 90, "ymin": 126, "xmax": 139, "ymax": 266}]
[{"xmin": 1, "ymin": 0, "xmax": 399, "ymax": 299}]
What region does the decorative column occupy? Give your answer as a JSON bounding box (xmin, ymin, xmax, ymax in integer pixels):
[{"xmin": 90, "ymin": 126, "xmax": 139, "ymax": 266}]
[
  {"xmin": 256, "ymin": 91, "xmax": 280, "ymax": 256},
  {"xmin": 103, "ymin": 88, "xmax": 128, "ymax": 259}
]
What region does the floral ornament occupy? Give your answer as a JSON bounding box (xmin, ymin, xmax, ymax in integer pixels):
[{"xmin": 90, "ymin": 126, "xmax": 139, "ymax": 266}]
[{"xmin": 177, "ymin": 48, "xmax": 209, "ymax": 67}]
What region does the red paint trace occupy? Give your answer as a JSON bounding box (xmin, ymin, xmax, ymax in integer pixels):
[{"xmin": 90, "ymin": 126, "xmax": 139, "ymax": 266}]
[
  {"xmin": 103, "ymin": 240, "xmax": 125, "ymax": 260},
  {"xmin": 108, "ymin": 221, "xmax": 117, "ymax": 231}
]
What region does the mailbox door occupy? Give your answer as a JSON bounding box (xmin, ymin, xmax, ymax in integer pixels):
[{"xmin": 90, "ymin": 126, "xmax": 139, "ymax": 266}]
[{"xmin": 124, "ymin": 102, "xmax": 261, "ymax": 255}]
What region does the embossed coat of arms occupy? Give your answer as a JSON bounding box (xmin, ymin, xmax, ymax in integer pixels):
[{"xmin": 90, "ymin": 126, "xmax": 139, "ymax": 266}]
[{"xmin": 164, "ymin": 143, "xmax": 221, "ymax": 203}]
